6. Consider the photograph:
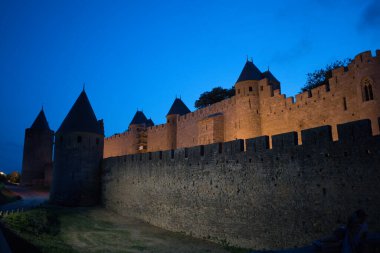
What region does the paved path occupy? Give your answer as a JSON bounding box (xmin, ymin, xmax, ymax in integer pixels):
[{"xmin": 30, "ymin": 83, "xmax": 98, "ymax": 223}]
[
  {"xmin": 0, "ymin": 185, "xmax": 49, "ymax": 212},
  {"xmin": 0, "ymin": 228, "xmax": 12, "ymax": 253}
]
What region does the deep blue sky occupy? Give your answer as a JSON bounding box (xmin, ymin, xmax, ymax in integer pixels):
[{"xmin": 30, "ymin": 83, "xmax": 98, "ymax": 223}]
[{"xmin": 0, "ymin": 0, "xmax": 379, "ymax": 173}]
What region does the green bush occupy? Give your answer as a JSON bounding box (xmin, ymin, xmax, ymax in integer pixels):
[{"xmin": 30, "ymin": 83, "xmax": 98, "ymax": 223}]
[{"xmin": 3, "ymin": 208, "xmax": 59, "ymax": 236}]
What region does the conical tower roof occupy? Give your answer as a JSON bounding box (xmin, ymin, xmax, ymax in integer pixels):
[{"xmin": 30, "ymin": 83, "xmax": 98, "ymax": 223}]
[
  {"xmin": 30, "ymin": 109, "xmax": 51, "ymax": 130},
  {"xmin": 263, "ymin": 70, "xmax": 279, "ymax": 84},
  {"xmin": 236, "ymin": 60, "xmax": 263, "ymax": 83},
  {"xmin": 57, "ymin": 90, "xmax": 103, "ymax": 135},
  {"xmin": 146, "ymin": 118, "xmax": 154, "ymax": 127},
  {"xmin": 167, "ymin": 98, "xmax": 191, "ymax": 116},
  {"xmin": 129, "ymin": 111, "xmax": 148, "ymax": 126}
]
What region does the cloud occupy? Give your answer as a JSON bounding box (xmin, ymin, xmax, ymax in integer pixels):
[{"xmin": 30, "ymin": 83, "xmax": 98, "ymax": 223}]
[
  {"xmin": 269, "ymin": 39, "xmax": 313, "ymax": 64},
  {"xmin": 358, "ymin": 0, "xmax": 380, "ymax": 30}
]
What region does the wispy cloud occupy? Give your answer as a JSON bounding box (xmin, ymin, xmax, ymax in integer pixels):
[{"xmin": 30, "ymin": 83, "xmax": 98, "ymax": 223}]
[
  {"xmin": 270, "ymin": 39, "xmax": 313, "ymax": 64},
  {"xmin": 358, "ymin": 0, "xmax": 380, "ymax": 30}
]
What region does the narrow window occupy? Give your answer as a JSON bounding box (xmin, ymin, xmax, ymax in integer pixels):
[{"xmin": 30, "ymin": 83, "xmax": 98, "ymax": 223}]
[
  {"xmin": 200, "ymin": 145, "xmax": 204, "ymax": 156},
  {"xmin": 185, "ymin": 148, "xmax": 188, "ymax": 158},
  {"xmin": 260, "ymin": 86, "xmax": 263, "ymax": 91},
  {"xmin": 368, "ymin": 84, "xmax": 374, "ymax": 100},
  {"xmin": 343, "ymin": 97, "xmax": 347, "ymax": 111},
  {"xmin": 238, "ymin": 89, "xmax": 240, "ymax": 94},
  {"xmin": 361, "ymin": 78, "xmax": 375, "ymax": 101},
  {"xmin": 364, "ymin": 86, "xmax": 370, "ymax": 101},
  {"xmin": 77, "ymin": 136, "xmax": 82, "ymax": 143},
  {"xmin": 171, "ymin": 150, "xmax": 174, "ymax": 159},
  {"xmin": 249, "ymin": 86, "xmax": 253, "ymax": 92}
]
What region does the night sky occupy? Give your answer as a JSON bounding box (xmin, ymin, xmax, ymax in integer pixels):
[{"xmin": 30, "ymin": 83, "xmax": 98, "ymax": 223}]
[{"xmin": 0, "ymin": 0, "xmax": 379, "ymax": 174}]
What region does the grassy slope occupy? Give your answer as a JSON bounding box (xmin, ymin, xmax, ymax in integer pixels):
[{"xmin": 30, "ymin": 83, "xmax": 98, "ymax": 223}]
[{"xmin": 0, "ymin": 206, "xmax": 251, "ymax": 253}]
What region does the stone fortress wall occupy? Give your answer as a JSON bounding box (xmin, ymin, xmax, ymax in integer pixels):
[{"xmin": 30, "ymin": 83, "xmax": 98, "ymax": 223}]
[
  {"xmin": 104, "ymin": 50, "xmax": 380, "ymax": 157},
  {"xmin": 102, "ymin": 119, "xmax": 380, "ymax": 249},
  {"xmin": 101, "ymin": 50, "xmax": 380, "ymax": 249}
]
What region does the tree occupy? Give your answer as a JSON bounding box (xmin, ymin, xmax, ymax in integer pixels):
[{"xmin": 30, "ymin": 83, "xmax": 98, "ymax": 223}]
[
  {"xmin": 301, "ymin": 58, "xmax": 352, "ymax": 92},
  {"xmin": 7, "ymin": 171, "xmax": 21, "ymax": 184},
  {"xmin": 195, "ymin": 86, "xmax": 235, "ymax": 109}
]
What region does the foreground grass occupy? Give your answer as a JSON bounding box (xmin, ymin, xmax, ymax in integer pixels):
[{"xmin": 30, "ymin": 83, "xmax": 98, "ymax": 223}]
[
  {"xmin": 0, "ymin": 183, "xmax": 21, "ymax": 205},
  {"xmin": 1, "ymin": 207, "xmax": 77, "ymax": 253},
  {"xmin": 1, "ymin": 206, "xmax": 250, "ymax": 253}
]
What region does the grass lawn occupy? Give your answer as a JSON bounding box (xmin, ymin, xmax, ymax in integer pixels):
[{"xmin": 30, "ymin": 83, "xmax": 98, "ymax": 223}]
[{"xmin": 1, "ymin": 206, "xmax": 251, "ymax": 253}]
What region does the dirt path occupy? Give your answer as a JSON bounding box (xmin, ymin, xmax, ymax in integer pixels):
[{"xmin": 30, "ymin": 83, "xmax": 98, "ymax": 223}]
[
  {"xmin": 0, "ymin": 185, "xmax": 49, "ymax": 212},
  {"xmin": 59, "ymin": 207, "xmax": 231, "ymax": 253}
]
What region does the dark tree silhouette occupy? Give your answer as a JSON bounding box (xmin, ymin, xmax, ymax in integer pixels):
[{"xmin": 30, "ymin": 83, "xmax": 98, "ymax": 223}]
[
  {"xmin": 7, "ymin": 171, "xmax": 20, "ymax": 184},
  {"xmin": 195, "ymin": 86, "xmax": 235, "ymax": 109},
  {"xmin": 302, "ymin": 58, "xmax": 352, "ymax": 92}
]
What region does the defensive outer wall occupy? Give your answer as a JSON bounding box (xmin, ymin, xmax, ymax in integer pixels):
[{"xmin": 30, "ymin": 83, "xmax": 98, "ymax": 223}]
[
  {"xmin": 102, "ymin": 119, "xmax": 380, "ymax": 249},
  {"xmin": 104, "ymin": 50, "xmax": 380, "ymax": 157}
]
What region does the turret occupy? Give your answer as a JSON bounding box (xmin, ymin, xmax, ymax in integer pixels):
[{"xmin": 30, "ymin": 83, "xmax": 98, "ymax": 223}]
[
  {"xmin": 234, "ymin": 60, "xmax": 265, "ymax": 139},
  {"xmin": 166, "ymin": 98, "xmax": 191, "ymax": 149},
  {"xmin": 21, "ymin": 108, "xmax": 54, "ymax": 187},
  {"xmin": 50, "ymin": 90, "xmax": 104, "ymax": 206},
  {"xmin": 129, "ymin": 110, "xmax": 154, "ymax": 152}
]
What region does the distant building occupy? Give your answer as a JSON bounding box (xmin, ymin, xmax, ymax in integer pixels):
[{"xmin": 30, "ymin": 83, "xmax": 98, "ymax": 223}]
[{"xmin": 21, "ymin": 109, "xmax": 54, "ymax": 187}]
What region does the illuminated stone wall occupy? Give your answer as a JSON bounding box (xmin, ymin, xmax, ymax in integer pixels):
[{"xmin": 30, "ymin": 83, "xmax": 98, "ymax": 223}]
[
  {"xmin": 102, "ymin": 119, "xmax": 380, "ymax": 249},
  {"xmin": 104, "ymin": 130, "xmax": 137, "ymax": 157},
  {"xmin": 104, "ymin": 50, "xmax": 380, "ymax": 156},
  {"xmin": 259, "ymin": 50, "xmax": 380, "ymax": 143}
]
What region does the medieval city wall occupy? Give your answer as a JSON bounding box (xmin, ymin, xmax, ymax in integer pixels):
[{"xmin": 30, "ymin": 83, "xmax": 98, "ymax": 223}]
[
  {"xmin": 147, "ymin": 123, "xmax": 169, "ymax": 151},
  {"xmin": 102, "ymin": 119, "xmax": 380, "ymax": 249},
  {"xmin": 259, "ymin": 50, "xmax": 380, "ymax": 142},
  {"xmin": 103, "ymin": 50, "xmax": 379, "ymax": 157},
  {"xmin": 104, "ymin": 130, "xmax": 137, "ymax": 158}
]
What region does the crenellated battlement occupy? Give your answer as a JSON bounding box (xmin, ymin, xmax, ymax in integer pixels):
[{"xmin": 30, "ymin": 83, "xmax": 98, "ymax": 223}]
[
  {"xmin": 104, "ymin": 49, "xmax": 380, "ymax": 160},
  {"xmin": 102, "ymin": 118, "xmax": 380, "ymax": 249},
  {"xmin": 104, "ymin": 118, "xmax": 378, "ymax": 166}
]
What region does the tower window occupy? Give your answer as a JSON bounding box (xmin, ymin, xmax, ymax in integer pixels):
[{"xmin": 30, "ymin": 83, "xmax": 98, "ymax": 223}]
[
  {"xmin": 361, "ymin": 78, "xmax": 374, "ymax": 101},
  {"xmin": 77, "ymin": 136, "xmax": 82, "ymax": 143},
  {"xmin": 343, "ymin": 97, "xmax": 347, "ymax": 111},
  {"xmin": 237, "ymin": 89, "xmax": 240, "ymax": 94},
  {"xmin": 249, "ymin": 86, "xmax": 253, "ymax": 92}
]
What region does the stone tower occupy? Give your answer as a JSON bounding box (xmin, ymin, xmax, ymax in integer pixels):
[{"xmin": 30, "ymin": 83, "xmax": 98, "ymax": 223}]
[
  {"xmin": 166, "ymin": 98, "xmax": 190, "ymax": 149},
  {"xmin": 50, "ymin": 90, "xmax": 104, "ymax": 206},
  {"xmin": 21, "ymin": 109, "xmax": 54, "ymax": 187},
  {"xmin": 234, "ymin": 60, "xmax": 281, "ymax": 140},
  {"xmin": 128, "ymin": 110, "xmax": 154, "ymax": 153}
]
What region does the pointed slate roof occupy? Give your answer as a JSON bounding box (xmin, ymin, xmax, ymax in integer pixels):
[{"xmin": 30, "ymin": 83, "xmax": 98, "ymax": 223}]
[
  {"xmin": 57, "ymin": 90, "xmax": 103, "ymax": 135},
  {"xmin": 129, "ymin": 111, "xmax": 148, "ymax": 126},
  {"xmin": 146, "ymin": 118, "xmax": 154, "ymax": 127},
  {"xmin": 263, "ymin": 70, "xmax": 279, "ymax": 84},
  {"xmin": 236, "ymin": 60, "xmax": 263, "ymax": 83},
  {"xmin": 167, "ymin": 98, "xmax": 191, "ymax": 116},
  {"xmin": 30, "ymin": 109, "xmax": 50, "ymax": 130}
]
